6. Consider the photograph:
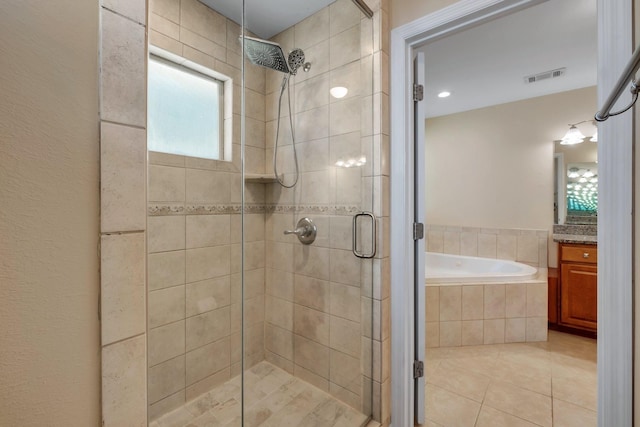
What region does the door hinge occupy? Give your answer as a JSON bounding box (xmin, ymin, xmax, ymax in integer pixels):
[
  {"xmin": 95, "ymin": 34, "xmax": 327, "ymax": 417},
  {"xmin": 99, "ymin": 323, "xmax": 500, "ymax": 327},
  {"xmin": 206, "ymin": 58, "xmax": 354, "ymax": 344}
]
[
  {"xmin": 413, "ymin": 84, "xmax": 424, "ymax": 102},
  {"xmin": 413, "ymin": 222, "xmax": 424, "ymax": 240},
  {"xmin": 413, "ymin": 360, "xmax": 424, "ymax": 379}
]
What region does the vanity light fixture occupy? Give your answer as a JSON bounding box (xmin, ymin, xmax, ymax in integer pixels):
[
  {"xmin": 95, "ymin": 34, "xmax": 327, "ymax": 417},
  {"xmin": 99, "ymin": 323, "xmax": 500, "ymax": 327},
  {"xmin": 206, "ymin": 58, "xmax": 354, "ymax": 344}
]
[{"xmin": 558, "ymin": 120, "xmax": 598, "ymax": 145}]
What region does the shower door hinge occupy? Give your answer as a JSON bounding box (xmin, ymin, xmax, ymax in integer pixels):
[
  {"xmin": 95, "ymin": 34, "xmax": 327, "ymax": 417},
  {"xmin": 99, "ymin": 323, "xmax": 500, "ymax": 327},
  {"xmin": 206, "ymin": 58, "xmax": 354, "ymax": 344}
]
[
  {"xmin": 413, "ymin": 84, "xmax": 424, "ymax": 102},
  {"xmin": 413, "ymin": 222, "xmax": 424, "ymax": 240},
  {"xmin": 413, "ymin": 360, "xmax": 424, "ymax": 378}
]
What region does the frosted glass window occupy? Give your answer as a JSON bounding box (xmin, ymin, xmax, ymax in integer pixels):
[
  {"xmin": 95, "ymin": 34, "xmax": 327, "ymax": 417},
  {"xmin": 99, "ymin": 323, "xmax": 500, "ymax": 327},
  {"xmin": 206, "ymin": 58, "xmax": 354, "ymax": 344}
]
[{"xmin": 148, "ymin": 56, "xmax": 223, "ymax": 159}]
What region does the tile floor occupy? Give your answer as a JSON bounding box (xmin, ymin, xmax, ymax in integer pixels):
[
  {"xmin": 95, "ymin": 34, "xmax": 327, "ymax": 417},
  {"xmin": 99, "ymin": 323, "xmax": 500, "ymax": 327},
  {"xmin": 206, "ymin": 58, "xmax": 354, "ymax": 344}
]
[
  {"xmin": 150, "ymin": 361, "xmax": 370, "ymax": 427},
  {"xmin": 424, "ymin": 330, "xmax": 597, "ymax": 427}
]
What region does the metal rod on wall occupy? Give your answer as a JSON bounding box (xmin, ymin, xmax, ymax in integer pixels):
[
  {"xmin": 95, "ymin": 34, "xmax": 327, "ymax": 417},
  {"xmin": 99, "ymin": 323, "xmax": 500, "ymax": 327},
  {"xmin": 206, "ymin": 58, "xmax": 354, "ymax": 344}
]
[
  {"xmin": 352, "ymin": 0, "xmax": 373, "ymax": 19},
  {"xmin": 595, "ymin": 44, "xmax": 640, "ymax": 121}
]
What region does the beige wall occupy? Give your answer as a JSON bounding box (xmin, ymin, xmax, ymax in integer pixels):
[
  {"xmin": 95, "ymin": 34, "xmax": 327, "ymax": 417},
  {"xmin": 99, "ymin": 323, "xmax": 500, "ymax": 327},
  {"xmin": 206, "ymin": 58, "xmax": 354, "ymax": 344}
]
[
  {"xmin": 0, "ymin": 0, "xmax": 101, "ymax": 426},
  {"xmin": 425, "ymin": 87, "xmax": 596, "ymax": 233},
  {"xmin": 390, "ymin": 0, "xmax": 459, "ymax": 28}
]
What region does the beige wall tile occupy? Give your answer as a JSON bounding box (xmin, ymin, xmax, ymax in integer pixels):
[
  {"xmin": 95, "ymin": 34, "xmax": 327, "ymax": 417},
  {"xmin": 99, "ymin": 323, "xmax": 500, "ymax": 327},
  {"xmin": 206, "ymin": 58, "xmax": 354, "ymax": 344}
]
[
  {"xmin": 101, "ymin": 123, "xmax": 146, "ymax": 232},
  {"xmin": 439, "ymin": 286, "xmax": 462, "ymax": 321},
  {"xmin": 505, "ymin": 318, "xmax": 526, "ymax": 343},
  {"xmin": 330, "ymin": 316, "xmax": 361, "ymax": 358},
  {"xmin": 185, "ymin": 306, "xmax": 230, "ymax": 351},
  {"xmin": 244, "ymin": 295, "xmax": 265, "ymax": 326},
  {"xmin": 101, "ymin": 233, "xmax": 146, "ymax": 345},
  {"xmin": 296, "ymin": 106, "xmax": 329, "ymax": 142},
  {"xmin": 148, "ymin": 355, "xmax": 185, "ymax": 404},
  {"xmin": 294, "ymin": 7, "xmax": 329, "ymax": 50},
  {"xmin": 329, "ymin": 382, "xmax": 361, "ymax": 410},
  {"xmin": 148, "ymin": 216, "xmax": 185, "ymax": 253},
  {"xmin": 538, "ymin": 237, "xmax": 548, "ymax": 268},
  {"xmin": 266, "ymin": 269, "xmax": 294, "ymax": 301},
  {"xmin": 294, "ymin": 274, "xmax": 330, "ymax": 312},
  {"xmin": 185, "ymin": 169, "xmax": 231, "ymax": 203},
  {"xmin": 185, "ymin": 215, "xmax": 230, "ymax": 248},
  {"xmin": 484, "ymin": 284, "xmax": 505, "ymax": 319},
  {"xmin": 103, "ymin": 0, "xmax": 146, "ymax": 23},
  {"xmin": 497, "ymin": 234, "xmax": 517, "ymax": 261},
  {"xmin": 148, "ymin": 165, "xmax": 185, "ymax": 203},
  {"xmin": 180, "ymin": 27, "xmax": 226, "ymax": 61},
  {"xmin": 180, "ymin": 0, "xmax": 226, "ymax": 44},
  {"xmin": 484, "ymin": 319, "xmax": 505, "ymax": 345},
  {"xmin": 148, "ymin": 250, "xmax": 185, "ymax": 291},
  {"xmin": 150, "ymin": 30, "xmax": 183, "ymax": 56},
  {"xmin": 427, "ymin": 230, "xmax": 444, "ymax": 252},
  {"xmin": 148, "ymin": 390, "xmax": 184, "ymax": 422},
  {"xmin": 265, "ymin": 296, "xmax": 293, "ymax": 330},
  {"xmin": 150, "ymin": 0, "xmax": 179, "ymax": 23},
  {"xmin": 443, "ymin": 231, "xmax": 460, "ymax": 254},
  {"xmin": 330, "ymin": 96, "xmax": 361, "ymax": 136},
  {"xmin": 294, "ymin": 334, "xmax": 330, "ymax": 379},
  {"xmin": 461, "ymin": 285, "xmax": 483, "ymax": 321},
  {"xmin": 185, "ymin": 367, "xmax": 230, "ymax": 402},
  {"xmin": 150, "ymin": 13, "xmax": 179, "ymax": 39},
  {"xmin": 330, "ymin": 0, "xmax": 361, "ymax": 36},
  {"xmin": 425, "ymin": 287, "xmax": 440, "ymax": 322},
  {"xmin": 505, "ymin": 284, "xmax": 527, "ymax": 318},
  {"xmin": 295, "ymin": 365, "xmax": 330, "ymax": 391},
  {"xmin": 329, "ymin": 248, "xmax": 360, "ymax": 286},
  {"xmin": 461, "ymin": 320, "xmax": 483, "ymax": 346},
  {"xmin": 294, "ymin": 305, "xmax": 330, "ymax": 345},
  {"xmin": 330, "ymin": 282, "xmax": 360, "ymax": 322},
  {"xmin": 265, "ymin": 324, "xmax": 294, "ymax": 361},
  {"xmin": 526, "ymin": 283, "xmax": 547, "ymax": 317},
  {"xmin": 102, "ymin": 335, "xmax": 146, "ymax": 426},
  {"xmin": 460, "ymin": 231, "xmax": 478, "ymax": 257},
  {"xmin": 267, "ymin": 241, "xmax": 295, "ymax": 272},
  {"xmin": 330, "ymin": 25, "xmax": 361, "ymax": 68},
  {"xmin": 295, "ymin": 245, "xmax": 330, "ymax": 280},
  {"xmin": 477, "ymin": 233, "xmax": 497, "ymax": 258},
  {"xmin": 185, "ymin": 245, "xmax": 231, "ymax": 282},
  {"xmin": 186, "ymin": 276, "xmax": 230, "ymax": 316},
  {"xmin": 148, "ymin": 320, "xmax": 185, "ymax": 366},
  {"xmin": 185, "ymin": 337, "xmax": 230, "ymax": 385},
  {"xmin": 517, "ymin": 234, "xmax": 539, "ymax": 265},
  {"xmin": 149, "ymin": 285, "xmax": 185, "ymax": 329},
  {"xmin": 101, "ymin": 9, "xmax": 146, "ymax": 127},
  {"xmin": 526, "ymin": 317, "xmax": 547, "ymax": 342},
  {"xmin": 439, "ymin": 321, "xmax": 461, "ymax": 347},
  {"xmin": 295, "ymin": 74, "xmax": 330, "ymax": 113}
]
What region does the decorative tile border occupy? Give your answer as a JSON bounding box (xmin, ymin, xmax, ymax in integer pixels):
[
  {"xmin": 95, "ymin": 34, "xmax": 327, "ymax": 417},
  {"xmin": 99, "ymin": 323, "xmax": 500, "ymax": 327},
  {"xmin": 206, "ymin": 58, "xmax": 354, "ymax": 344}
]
[{"xmin": 148, "ymin": 204, "xmax": 362, "ymax": 216}]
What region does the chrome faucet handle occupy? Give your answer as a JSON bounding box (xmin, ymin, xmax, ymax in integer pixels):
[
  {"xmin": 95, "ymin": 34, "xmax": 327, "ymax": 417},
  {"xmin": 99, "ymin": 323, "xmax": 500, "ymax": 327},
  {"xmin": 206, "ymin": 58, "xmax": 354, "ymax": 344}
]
[
  {"xmin": 283, "ymin": 217, "xmax": 316, "ymax": 245},
  {"xmin": 284, "ymin": 227, "xmax": 305, "ymax": 236}
]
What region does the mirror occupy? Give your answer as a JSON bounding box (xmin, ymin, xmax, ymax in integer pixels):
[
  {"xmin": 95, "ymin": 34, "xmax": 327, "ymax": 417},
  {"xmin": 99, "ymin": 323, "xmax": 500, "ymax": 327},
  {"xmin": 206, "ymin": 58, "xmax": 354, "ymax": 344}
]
[{"xmin": 554, "ymin": 135, "xmax": 598, "ymax": 224}]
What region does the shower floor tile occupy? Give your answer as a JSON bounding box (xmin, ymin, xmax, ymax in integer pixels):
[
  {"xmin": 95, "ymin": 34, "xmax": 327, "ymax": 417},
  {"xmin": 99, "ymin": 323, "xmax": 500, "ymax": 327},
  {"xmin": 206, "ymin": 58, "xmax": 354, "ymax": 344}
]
[
  {"xmin": 424, "ymin": 330, "xmax": 597, "ymax": 427},
  {"xmin": 150, "ymin": 361, "xmax": 369, "ymax": 427}
]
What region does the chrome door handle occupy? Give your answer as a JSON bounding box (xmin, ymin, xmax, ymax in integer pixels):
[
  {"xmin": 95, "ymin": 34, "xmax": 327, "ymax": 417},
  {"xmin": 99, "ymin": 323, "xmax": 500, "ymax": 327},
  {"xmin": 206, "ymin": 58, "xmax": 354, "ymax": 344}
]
[{"xmin": 353, "ymin": 211, "xmax": 376, "ymax": 259}]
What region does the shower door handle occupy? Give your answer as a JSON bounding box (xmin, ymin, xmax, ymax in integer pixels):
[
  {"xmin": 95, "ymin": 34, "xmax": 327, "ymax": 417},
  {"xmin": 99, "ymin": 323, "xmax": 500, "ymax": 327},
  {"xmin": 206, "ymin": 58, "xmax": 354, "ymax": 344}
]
[{"xmin": 352, "ymin": 211, "xmax": 377, "ymax": 259}]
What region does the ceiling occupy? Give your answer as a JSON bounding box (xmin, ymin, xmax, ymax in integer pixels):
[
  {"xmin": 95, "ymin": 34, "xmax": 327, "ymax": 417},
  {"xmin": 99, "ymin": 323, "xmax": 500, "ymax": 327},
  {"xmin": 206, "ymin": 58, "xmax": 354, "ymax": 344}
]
[
  {"xmin": 200, "ymin": 0, "xmax": 337, "ymax": 39},
  {"xmin": 417, "ymin": 0, "xmax": 597, "ymax": 118}
]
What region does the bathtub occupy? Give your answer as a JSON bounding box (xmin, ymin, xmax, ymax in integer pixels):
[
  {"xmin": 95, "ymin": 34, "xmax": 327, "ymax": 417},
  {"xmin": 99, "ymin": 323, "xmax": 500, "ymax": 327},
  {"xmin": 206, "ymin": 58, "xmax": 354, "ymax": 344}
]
[
  {"xmin": 424, "ymin": 252, "xmax": 547, "ymax": 347},
  {"xmin": 425, "ymin": 252, "xmax": 538, "ymax": 284}
]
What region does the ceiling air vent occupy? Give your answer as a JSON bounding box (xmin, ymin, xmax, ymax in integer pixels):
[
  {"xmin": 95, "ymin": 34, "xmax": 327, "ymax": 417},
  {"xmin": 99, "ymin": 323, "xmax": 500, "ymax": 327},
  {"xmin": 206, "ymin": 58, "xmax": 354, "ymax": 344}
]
[{"xmin": 524, "ymin": 68, "xmax": 566, "ymax": 84}]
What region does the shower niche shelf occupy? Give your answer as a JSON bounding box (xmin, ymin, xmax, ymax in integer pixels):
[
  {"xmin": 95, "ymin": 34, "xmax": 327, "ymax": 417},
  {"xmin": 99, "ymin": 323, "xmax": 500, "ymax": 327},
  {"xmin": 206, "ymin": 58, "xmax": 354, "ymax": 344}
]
[{"xmin": 244, "ymin": 173, "xmax": 281, "ymax": 183}]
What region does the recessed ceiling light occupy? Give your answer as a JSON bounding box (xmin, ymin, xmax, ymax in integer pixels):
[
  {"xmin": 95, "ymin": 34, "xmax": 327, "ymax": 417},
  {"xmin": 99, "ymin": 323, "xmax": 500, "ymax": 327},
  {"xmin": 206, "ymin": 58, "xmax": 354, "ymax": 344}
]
[{"xmin": 437, "ymin": 91, "xmax": 451, "ymax": 98}]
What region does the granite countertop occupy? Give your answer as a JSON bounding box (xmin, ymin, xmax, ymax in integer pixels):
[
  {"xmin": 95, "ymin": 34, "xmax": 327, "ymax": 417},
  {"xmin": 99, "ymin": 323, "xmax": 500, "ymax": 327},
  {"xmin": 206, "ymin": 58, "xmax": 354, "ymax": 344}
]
[
  {"xmin": 552, "ymin": 223, "xmax": 597, "ymax": 245},
  {"xmin": 552, "ymin": 233, "xmax": 597, "ymax": 245}
]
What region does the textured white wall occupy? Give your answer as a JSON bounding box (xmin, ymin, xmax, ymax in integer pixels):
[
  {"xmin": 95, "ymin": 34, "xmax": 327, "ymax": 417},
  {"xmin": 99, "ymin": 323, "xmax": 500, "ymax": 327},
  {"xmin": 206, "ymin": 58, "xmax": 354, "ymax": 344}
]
[{"xmin": 0, "ymin": 0, "xmax": 101, "ymax": 425}]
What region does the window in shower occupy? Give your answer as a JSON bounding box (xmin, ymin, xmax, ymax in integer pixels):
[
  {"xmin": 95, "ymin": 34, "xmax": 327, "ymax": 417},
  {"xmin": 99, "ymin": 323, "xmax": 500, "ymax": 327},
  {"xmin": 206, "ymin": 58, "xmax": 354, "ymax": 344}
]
[{"xmin": 148, "ymin": 54, "xmax": 227, "ymax": 160}]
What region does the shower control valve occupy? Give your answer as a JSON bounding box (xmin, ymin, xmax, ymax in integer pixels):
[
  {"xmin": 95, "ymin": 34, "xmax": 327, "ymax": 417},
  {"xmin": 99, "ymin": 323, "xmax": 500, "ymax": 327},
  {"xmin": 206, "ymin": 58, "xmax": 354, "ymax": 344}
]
[{"xmin": 284, "ymin": 217, "xmax": 317, "ymax": 245}]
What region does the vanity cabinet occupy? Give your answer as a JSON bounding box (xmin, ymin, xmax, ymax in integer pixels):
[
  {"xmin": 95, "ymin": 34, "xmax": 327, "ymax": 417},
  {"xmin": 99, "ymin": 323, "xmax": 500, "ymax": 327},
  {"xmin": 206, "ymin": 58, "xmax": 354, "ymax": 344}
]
[{"xmin": 557, "ymin": 243, "xmax": 597, "ymax": 334}]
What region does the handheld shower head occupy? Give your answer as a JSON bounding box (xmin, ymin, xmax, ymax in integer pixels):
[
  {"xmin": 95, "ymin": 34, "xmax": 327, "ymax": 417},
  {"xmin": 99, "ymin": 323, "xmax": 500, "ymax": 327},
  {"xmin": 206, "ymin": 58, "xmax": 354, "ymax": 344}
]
[{"xmin": 287, "ymin": 49, "xmax": 305, "ymax": 75}]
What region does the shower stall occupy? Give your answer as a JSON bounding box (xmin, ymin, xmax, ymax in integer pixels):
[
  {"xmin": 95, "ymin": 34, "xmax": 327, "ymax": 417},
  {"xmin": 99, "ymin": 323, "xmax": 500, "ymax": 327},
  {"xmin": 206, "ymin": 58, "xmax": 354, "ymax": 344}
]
[{"xmin": 144, "ymin": 0, "xmax": 383, "ymax": 425}]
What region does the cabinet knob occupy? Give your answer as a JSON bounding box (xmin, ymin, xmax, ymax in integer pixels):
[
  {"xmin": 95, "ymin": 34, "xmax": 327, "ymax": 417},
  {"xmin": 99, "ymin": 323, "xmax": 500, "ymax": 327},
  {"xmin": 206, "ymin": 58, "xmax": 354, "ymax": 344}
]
[{"xmin": 583, "ymin": 252, "xmax": 590, "ymax": 258}]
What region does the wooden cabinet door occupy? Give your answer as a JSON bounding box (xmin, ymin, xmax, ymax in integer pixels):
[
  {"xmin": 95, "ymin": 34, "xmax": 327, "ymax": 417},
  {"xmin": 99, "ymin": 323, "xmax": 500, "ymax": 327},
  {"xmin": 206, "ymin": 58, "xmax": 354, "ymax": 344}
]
[{"xmin": 560, "ymin": 263, "xmax": 597, "ymax": 331}]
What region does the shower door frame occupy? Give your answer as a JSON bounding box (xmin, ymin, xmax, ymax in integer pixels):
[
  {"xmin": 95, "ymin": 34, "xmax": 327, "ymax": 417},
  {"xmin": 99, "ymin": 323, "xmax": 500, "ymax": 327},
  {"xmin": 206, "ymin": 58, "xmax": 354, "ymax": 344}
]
[{"xmin": 389, "ymin": 1, "xmax": 634, "ymax": 426}]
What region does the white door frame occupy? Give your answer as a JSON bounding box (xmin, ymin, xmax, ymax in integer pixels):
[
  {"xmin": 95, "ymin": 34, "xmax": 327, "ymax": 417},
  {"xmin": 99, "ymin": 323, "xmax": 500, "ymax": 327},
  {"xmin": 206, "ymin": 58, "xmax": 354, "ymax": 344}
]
[{"xmin": 389, "ymin": 1, "xmax": 634, "ymax": 426}]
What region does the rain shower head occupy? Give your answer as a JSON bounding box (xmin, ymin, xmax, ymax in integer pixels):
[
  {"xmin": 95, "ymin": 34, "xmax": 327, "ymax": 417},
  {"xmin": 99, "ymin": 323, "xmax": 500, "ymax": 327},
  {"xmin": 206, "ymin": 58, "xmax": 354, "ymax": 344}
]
[
  {"xmin": 242, "ymin": 36, "xmax": 308, "ymax": 75},
  {"xmin": 242, "ymin": 36, "xmax": 290, "ymax": 74},
  {"xmin": 287, "ymin": 49, "xmax": 305, "ymax": 75}
]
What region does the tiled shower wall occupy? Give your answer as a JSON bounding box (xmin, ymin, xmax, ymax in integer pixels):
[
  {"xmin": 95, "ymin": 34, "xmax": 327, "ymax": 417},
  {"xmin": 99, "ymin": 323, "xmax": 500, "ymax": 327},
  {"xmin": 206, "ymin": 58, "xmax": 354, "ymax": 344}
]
[
  {"xmin": 262, "ymin": 0, "xmax": 388, "ymax": 418},
  {"xmin": 426, "ymin": 224, "xmax": 549, "ymax": 268},
  {"xmin": 147, "ymin": 0, "xmax": 266, "ymax": 419}
]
